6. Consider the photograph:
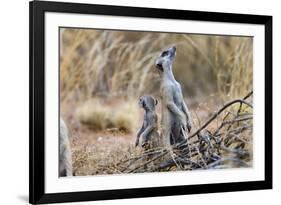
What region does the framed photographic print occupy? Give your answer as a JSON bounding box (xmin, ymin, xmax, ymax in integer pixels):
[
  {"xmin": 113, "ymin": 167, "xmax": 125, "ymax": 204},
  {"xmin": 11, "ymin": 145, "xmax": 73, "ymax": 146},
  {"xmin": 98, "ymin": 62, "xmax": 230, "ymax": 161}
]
[{"xmin": 29, "ymin": 0, "xmax": 272, "ymax": 204}]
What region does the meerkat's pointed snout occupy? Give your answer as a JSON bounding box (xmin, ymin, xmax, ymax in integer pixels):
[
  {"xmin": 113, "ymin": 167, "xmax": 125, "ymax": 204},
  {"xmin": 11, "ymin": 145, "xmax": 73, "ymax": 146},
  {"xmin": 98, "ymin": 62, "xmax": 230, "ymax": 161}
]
[{"xmin": 169, "ymin": 46, "xmax": 176, "ymax": 57}]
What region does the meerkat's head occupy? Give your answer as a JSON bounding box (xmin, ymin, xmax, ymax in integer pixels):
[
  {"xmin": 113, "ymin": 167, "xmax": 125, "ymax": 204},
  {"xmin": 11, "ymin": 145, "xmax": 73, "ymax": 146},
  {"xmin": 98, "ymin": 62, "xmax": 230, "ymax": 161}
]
[
  {"xmin": 139, "ymin": 95, "xmax": 158, "ymax": 111},
  {"xmin": 155, "ymin": 46, "xmax": 176, "ymax": 72}
]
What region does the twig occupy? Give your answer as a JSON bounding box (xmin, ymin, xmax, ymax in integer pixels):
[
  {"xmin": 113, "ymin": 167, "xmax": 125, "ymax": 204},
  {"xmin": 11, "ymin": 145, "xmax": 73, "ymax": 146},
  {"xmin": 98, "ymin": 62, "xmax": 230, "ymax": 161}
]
[
  {"xmin": 188, "ymin": 99, "xmax": 252, "ymax": 141},
  {"xmin": 128, "ymin": 151, "xmax": 168, "ymax": 173},
  {"xmin": 213, "ymin": 116, "xmax": 252, "ymax": 136}
]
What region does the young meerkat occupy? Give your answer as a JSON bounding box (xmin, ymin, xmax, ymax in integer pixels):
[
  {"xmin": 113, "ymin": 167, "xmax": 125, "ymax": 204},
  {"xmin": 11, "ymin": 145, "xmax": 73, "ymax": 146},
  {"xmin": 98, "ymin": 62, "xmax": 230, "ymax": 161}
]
[
  {"xmin": 135, "ymin": 96, "xmax": 160, "ymax": 150},
  {"xmin": 155, "ymin": 46, "xmax": 192, "ymax": 147}
]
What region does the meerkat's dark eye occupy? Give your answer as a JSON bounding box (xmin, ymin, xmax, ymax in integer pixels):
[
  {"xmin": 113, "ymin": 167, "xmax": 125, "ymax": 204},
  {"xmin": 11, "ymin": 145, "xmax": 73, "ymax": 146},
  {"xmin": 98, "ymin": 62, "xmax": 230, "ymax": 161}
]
[{"xmin": 161, "ymin": 51, "xmax": 169, "ymax": 57}]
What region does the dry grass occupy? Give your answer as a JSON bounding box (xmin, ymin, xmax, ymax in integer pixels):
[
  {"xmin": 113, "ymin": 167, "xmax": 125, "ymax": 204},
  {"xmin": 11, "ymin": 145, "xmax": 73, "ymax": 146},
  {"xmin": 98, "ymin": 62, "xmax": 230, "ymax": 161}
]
[
  {"xmin": 76, "ymin": 98, "xmax": 139, "ymax": 133},
  {"xmin": 60, "ymin": 28, "xmax": 253, "ymax": 102},
  {"xmin": 72, "ymin": 139, "xmax": 139, "ymax": 175},
  {"xmin": 183, "ymin": 35, "xmax": 253, "ymax": 100}
]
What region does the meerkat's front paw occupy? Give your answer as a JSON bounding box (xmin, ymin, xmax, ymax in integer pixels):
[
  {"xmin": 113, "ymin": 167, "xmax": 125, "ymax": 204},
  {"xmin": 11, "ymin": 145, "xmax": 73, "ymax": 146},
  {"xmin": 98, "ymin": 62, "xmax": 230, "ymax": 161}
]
[{"xmin": 180, "ymin": 117, "xmax": 188, "ymax": 130}]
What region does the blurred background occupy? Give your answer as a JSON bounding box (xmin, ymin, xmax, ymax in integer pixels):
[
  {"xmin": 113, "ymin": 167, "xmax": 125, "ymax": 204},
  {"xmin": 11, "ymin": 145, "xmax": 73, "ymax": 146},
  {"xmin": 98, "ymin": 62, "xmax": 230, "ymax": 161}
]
[
  {"xmin": 60, "ymin": 28, "xmax": 253, "ymax": 101},
  {"xmin": 59, "ymin": 28, "xmax": 253, "ymax": 176}
]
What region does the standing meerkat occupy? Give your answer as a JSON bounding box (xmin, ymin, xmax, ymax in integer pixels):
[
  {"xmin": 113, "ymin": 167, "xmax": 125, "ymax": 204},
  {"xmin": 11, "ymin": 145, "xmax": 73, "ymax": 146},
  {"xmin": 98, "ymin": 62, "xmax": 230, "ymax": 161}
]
[
  {"xmin": 135, "ymin": 96, "xmax": 160, "ymax": 150},
  {"xmin": 155, "ymin": 46, "xmax": 192, "ymax": 147},
  {"xmin": 59, "ymin": 118, "xmax": 73, "ymax": 177}
]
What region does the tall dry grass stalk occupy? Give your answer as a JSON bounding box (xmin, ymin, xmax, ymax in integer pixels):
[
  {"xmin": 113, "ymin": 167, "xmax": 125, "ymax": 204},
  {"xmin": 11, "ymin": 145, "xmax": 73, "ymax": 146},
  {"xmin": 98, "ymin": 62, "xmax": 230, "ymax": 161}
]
[{"xmin": 183, "ymin": 35, "xmax": 253, "ymax": 100}]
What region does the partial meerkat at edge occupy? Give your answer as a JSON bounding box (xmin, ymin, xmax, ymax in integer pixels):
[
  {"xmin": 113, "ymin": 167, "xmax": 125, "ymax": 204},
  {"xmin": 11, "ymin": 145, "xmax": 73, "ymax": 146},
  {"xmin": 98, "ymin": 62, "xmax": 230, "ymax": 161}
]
[{"xmin": 59, "ymin": 118, "xmax": 73, "ymax": 177}]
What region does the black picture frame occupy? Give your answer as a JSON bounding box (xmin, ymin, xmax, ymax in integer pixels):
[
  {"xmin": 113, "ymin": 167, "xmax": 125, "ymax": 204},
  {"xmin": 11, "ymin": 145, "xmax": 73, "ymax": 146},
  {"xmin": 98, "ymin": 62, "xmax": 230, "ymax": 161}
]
[{"xmin": 29, "ymin": 0, "xmax": 272, "ymax": 204}]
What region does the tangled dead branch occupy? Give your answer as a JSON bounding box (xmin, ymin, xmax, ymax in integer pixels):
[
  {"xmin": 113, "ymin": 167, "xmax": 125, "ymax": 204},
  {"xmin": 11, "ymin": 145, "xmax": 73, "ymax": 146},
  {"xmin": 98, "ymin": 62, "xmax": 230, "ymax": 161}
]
[{"xmin": 117, "ymin": 91, "xmax": 253, "ymax": 173}]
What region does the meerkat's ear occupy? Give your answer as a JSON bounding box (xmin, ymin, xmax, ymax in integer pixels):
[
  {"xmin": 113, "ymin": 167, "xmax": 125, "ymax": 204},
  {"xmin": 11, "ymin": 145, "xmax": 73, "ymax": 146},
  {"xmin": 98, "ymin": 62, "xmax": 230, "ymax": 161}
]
[{"xmin": 154, "ymin": 99, "xmax": 158, "ymax": 106}]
